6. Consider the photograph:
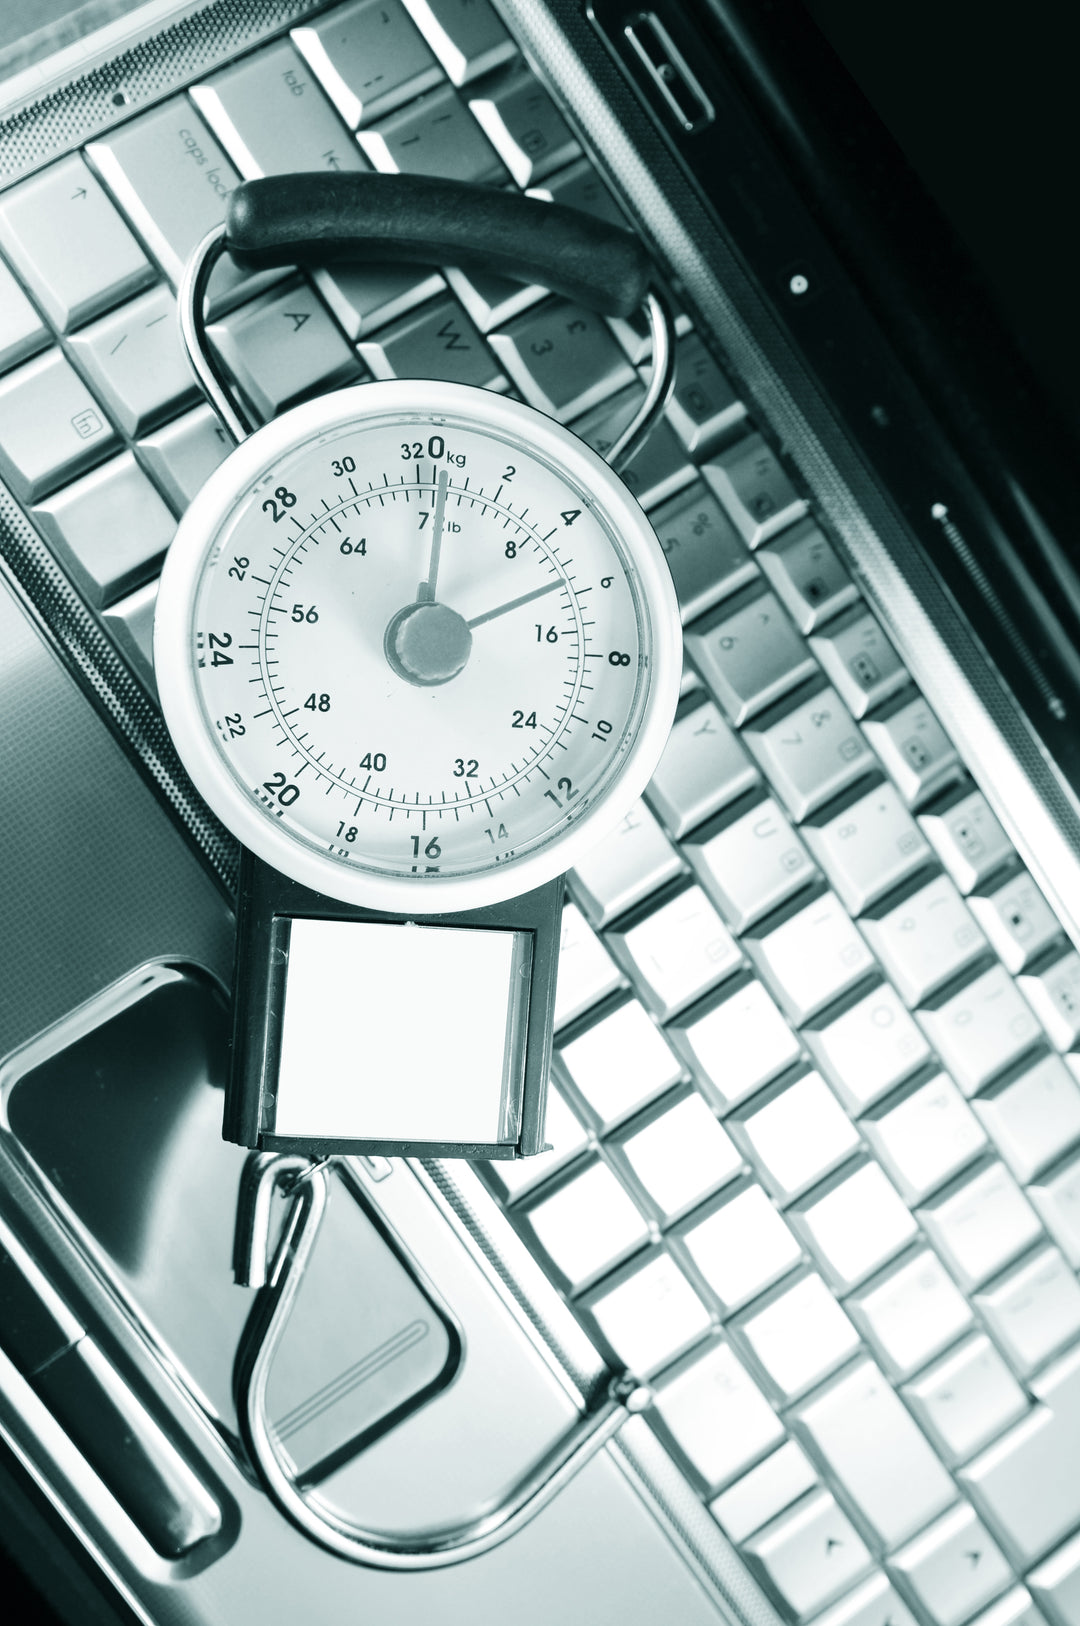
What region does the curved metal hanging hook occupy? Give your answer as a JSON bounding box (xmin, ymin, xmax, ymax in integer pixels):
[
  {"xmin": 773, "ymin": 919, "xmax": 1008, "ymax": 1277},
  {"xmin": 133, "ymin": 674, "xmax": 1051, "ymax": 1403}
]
[
  {"xmin": 606, "ymin": 287, "xmax": 677, "ymax": 473},
  {"xmin": 179, "ymin": 225, "xmax": 251, "ymax": 444},
  {"xmin": 232, "ymin": 1154, "xmax": 652, "ymax": 1570},
  {"xmin": 178, "ymin": 223, "xmax": 677, "ymax": 470}
]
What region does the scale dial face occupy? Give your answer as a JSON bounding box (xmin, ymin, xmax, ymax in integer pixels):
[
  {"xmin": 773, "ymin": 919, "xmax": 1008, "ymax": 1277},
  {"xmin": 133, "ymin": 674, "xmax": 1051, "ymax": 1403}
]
[{"xmin": 155, "ymin": 381, "xmax": 680, "ymax": 912}]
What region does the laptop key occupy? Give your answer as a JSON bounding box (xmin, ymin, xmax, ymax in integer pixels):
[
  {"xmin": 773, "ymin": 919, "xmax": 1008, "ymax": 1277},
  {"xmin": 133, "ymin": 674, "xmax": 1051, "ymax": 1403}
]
[
  {"xmin": 685, "ymin": 795, "xmax": 817, "ymax": 932},
  {"xmin": 664, "ymin": 332, "xmax": 746, "ymax": 457},
  {"xmin": 1030, "ymin": 1536, "xmax": 1080, "ymax": 1626},
  {"xmin": 612, "ymin": 885, "xmax": 742, "ymax": 1021},
  {"xmin": 889, "ymin": 1503, "xmax": 1012, "ymax": 1626},
  {"xmin": 756, "ymin": 520, "xmax": 859, "ymax": 633},
  {"xmin": 1021, "ymin": 1251, "xmax": 1080, "ymax": 1388},
  {"xmin": 860, "ymin": 1074, "xmax": 987, "ymax": 1206},
  {"xmin": 191, "ymin": 39, "xmax": 368, "ymax": 179},
  {"xmin": 314, "ymin": 263, "xmax": 445, "ymax": 341},
  {"xmin": 681, "ymin": 1183, "xmax": 802, "ymax": 1315},
  {"xmin": 686, "ymin": 589, "xmax": 817, "ymax": 726},
  {"xmin": 200, "ymin": 50, "xmax": 364, "ymax": 179},
  {"xmin": 789, "ymin": 1161, "xmax": 918, "ymax": 1293},
  {"xmin": 806, "ymin": 982, "xmax": 931, "ymax": 1114},
  {"xmin": 401, "ymin": 0, "xmax": 517, "ymax": 85},
  {"xmin": 917, "ymin": 964, "xmax": 1042, "ymax": 1097},
  {"xmin": 358, "ymin": 292, "xmax": 506, "ymax": 388},
  {"xmin": 489, "ymin": 298, "xmax": 634, "ymax": 421},
  {"xmin": 468, "ymin": 64, "xmax": 579, "ymax": 186},
  {"xmin": 524, "ymin": 1159, "xmax": 648, "ymax": 1291},
  {"xmin": 527, "ymin": 156, "xmax": 626, "ymax": 226},
  {"xmin": 569, "ymin": 799, "xmax": 684, "ymax": 927},
  {"xmin": 675, "ymin": 979, "xmax": 802, "ymax": 1111},
  {"xmin": 1019, "ymin": 951, "xmax": 1080, "ymax": 1051},
  {"xmin": 86, "ymin": 102, "xmax": 276, "ymax": 312},
  {"xmin": 585, "ymin": 1249, "xmax": 711, "ymax": 1377},
  {"xmin": 921, "ymin": 788, "xmax": 1014, "ymax": 893},
  {"xmin": 976, "ymin": 1247, "xmax": 1080, "ymax": 1377},
  {"xmin": 1029, "ymin": 1154, "xmax": 1080, "ymax": 1269},
  {"xmin": 959, "ymin": 1343, "xmax": 1080, "ymax": 1567},
  {"xmin": 863, "ymin": 695, "xmax": 961, "ymax": 807},
  {"xmin": 969, "ymin": 872, "xmax": 1063, "ymax": 974},
  {"xmin": 0, "ymin": 349, "xmax": 116, "ymax": 502},
  {"xmin": 745, "ymin": 893, "xmax": 875, "ymax": 1025},
  {"xmin": 557, "ymin": 998, "xmax": 683, "ymax": 1131},
  {"xmin": 359, "ymin": 82, "xmax": 508, "ymax": 182},
  {"xmin": 444, "ymin": 264, "xmax": 545, "ymax": 332},
  {"xmin": 811, "ymin": 609, "xmax": 909, "ymax": 719},
  {"xmin": 734, "ymin": 1272, "xmax": 860, "ymax": 1402},
  {"xmin": 653, "ymin": 1339, "xmax": 785, "ymax": 1494},
  {"xmin": 31, "ymin": 451, "xmax": 175, "ymax": 609},
  {"xmin": 860, "ymin": 874, "xmax": 988, "ymax": 1007},
  {"xmin": 704, "ymin": 432, "xmax": 807, "ymax": 547},
  {"xmin": 103, "ymin": 579, "xmax": 158, "ymax": 690},
  {"xmin": 803, "ymin": 781, "xmax": 933, "ymax": 916},
  {"xmin": 728, "ymin": 1072, "xmax": 861, "ymax": 1204},
  {"xmin": 812, "ymin": 1575, "xmax": 920, "ymax": 1626},
  {"xmin": 292, "ymin": 0, "xmax": 443, "ymax": 129},
  {"xmin": 0, "ymin": 153, "xmax": 153, "ymax": 332},
  {"xmin": 743, "ymin": 1490, "xmax": 873, "ymax": 1619},
  {"xmin": 208, "ymin": 276, "xmax": 363, "ymax": 422},
  {"xmin": 709, "ymin": 1440, "xmax": 819, "ymax": 1544},
  {"xmin": 137, "ymin": 403, "xmax": 231, "ymax": 514},
  {"xmin": 743, "ymin": 685, "xmax": 875, "ymax": 821},
  {"xmin": 647, "ymin": 696, "xmax": 759, "ymax": 840},
  {"xmin": 68, "ymin": 283, "xmax": 198, "ymax": 437},
  {"xmin": 903, "ymin": 1335, "xmax": 1029, "ymax": 1467},
  {"xmin": 619, "ymin": 1092, "xmax": 743, "ymax": 1218},
  {"xmin": 792, "ymin": 1358, "xmax": 956, "ymax": 1549},
  {"xmin": 571, "ymin": 384, "xmax": 694, "ymax": 512},
  {"xmin": 650, "ymin": 483, "xmax": 758, "ymax": 625},
  {"xmin": 553, "ymin": 899, "xmax": 625, "ymax": 1030},
  {"xmin": 0, "ymin": 256, "xmax": 48, "ymax": 374},
  {"xmin": 849, "ymin": 1248, "xmax": 974, "ymax": 1384},
  {"xmin": 973, "ymin": 1055, "xmax": 1080, "ymax": 1185},
  {"xmin": 917, "ymin": 1162, "xmax": 1043, "ymax": 1293}
]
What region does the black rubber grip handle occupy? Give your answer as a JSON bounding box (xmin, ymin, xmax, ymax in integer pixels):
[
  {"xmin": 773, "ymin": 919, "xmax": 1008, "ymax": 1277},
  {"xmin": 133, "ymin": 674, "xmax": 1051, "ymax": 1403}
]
[{"xmin": 225, "ymin": 173, "xmax": 653, "ymax": 319}]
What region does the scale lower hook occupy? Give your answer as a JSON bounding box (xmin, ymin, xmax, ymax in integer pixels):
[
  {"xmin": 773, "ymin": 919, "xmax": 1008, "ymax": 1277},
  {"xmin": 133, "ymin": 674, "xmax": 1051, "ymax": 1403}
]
[{"xmin": 231, "ymin": 1153, "xmax": 653, "ymax": 1570}]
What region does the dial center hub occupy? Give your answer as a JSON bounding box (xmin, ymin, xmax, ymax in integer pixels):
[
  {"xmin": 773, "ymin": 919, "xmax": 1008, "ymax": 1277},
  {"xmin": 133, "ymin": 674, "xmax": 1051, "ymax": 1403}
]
[{"xmin": 384, "ymin": 600, "xmax": 473, "ymax": 687}]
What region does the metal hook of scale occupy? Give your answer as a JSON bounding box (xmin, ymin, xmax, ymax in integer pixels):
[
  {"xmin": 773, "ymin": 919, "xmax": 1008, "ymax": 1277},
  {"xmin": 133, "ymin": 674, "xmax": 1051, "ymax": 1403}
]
[
  {"xmin": 178, "ymin": 223, "xmax": 677, "ymax": 472},
  {"xmin": 231, "ymin": 1152, "xmax": 653, "ymax": 1570}
]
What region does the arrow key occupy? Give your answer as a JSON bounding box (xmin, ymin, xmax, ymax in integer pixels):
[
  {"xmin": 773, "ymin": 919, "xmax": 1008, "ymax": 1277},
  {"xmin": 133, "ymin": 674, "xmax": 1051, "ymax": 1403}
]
[
  {"xmin": 812, "ymin": 1573, "xmax": 920, "ymax": 1626},
  {"xmin": 0, "ymin": 152, "xmax": 152, "ymax": 331},
  {"xmin": 889, "ymin": 1503, "xmax": 1012, "ymax": 1626},
  {"xmin": 743, "ymin": 1488, "xmax": 873, "ymax": 1619}
]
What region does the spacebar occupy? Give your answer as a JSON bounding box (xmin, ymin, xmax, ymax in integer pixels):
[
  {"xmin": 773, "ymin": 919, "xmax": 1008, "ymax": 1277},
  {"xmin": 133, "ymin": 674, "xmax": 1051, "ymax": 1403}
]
[{"xmin": 960, "ymin": 1341, "xmax": 1080, "ymax": 1567}]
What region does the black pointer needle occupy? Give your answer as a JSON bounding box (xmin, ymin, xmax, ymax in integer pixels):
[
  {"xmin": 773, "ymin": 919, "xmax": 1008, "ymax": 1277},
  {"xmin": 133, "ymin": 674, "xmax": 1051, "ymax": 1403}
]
[
  {"xmin": 417, "ymin": 469, "xmax": 449, "ymax": 602},
  {"xmin": 466, "ymin": 577, "xmax": 563, "ymax": 629}
]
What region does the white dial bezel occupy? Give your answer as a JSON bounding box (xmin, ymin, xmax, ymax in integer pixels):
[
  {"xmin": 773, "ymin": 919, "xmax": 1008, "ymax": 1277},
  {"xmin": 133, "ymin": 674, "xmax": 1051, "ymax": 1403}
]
[{"xmin": 154, "ymin": 378, "xmax": 681, "ymax": 914}]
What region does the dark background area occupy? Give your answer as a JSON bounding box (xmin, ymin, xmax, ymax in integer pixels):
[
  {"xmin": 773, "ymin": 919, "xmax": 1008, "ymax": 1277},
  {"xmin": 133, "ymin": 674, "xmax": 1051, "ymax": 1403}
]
[
  {"xmin": 801, "ymin": 0, "xmax": 1079, "ymax": 443},
  {"xmin": 1, "ymin": 0, "xmax": 1075, "ymax": 1618}
]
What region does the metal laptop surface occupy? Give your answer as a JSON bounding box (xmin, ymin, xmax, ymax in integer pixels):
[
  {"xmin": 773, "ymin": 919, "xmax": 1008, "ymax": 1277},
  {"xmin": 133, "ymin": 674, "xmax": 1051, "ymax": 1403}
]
[{"xmin": 2, "ymin": 4, "xmax": 1080, "ymax": 1625}]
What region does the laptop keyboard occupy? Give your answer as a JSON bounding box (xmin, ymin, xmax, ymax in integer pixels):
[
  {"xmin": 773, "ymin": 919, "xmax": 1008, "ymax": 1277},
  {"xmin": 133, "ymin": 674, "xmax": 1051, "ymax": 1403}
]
[{"xmin": 2, "ymin": 1, "xmax": 1080, "ymax": 1622}]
